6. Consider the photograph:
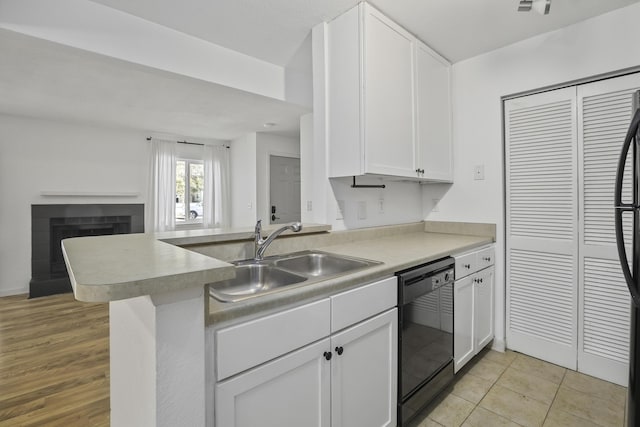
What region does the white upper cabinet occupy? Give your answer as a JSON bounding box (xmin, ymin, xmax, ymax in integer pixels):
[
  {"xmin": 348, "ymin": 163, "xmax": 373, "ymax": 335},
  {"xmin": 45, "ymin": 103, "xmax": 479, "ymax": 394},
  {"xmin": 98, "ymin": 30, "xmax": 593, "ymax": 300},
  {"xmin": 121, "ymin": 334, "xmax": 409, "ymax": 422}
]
[
  {"xmin": 327, "ymin": 3, "xmax": 452, "ymax": 182},
  {"xmin": 362, "ymin": 7, "xmax": 415, "ymax": 178},
  {"xmin": 415, "ymin": 41, "xmax": 453, "ymax": 182}
]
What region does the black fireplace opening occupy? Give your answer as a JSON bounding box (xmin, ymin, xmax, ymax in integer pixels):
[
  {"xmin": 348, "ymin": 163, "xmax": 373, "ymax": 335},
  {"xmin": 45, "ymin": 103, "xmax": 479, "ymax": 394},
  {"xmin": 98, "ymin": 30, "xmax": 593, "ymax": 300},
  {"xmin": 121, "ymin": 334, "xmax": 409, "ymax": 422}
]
[
  {"xmin": 49, "ymin": 216, "xmax": 132, "ymax": 278},
  {"xmin": 31, "ymin": 204, "xmax": 144, "ymax": 298}
]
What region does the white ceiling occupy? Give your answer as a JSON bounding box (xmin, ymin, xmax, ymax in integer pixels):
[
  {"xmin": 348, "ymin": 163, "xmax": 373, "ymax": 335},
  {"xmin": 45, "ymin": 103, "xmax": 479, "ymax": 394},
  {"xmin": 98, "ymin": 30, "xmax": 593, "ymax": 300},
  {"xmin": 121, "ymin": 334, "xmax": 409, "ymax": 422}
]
[
  {"xmin": 90, "ymin": 0, "xmax": 640, "ymax": 64},
  {"xmin": 0, "ymin": 29, "xmax": 309, "ymax": 140},
  {"xmin": 3, "ymin": 0, "xmax": 640, "ymax": 141}
]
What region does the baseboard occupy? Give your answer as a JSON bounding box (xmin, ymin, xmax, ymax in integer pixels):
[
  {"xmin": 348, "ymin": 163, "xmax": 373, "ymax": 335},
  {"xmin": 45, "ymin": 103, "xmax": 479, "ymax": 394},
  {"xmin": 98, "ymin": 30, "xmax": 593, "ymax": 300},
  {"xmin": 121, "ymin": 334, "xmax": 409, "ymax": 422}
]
[
  {"xmin": 0, "ymin": 286, "xmax": 29, "ymax": 297},
  {"xmin": 491, "ymin": 338, "xmax": 506, "ymax": 352}
]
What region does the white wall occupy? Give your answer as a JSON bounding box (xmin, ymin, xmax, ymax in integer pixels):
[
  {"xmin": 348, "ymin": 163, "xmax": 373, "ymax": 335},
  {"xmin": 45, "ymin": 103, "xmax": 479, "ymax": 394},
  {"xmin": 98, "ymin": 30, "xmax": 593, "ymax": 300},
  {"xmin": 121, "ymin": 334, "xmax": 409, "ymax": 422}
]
[
  {"xmin": 229, "ymin": 133, "xmax": 257, "ymax": 227},
  {"xmin": 0, "ymin": 114, "xmax": 149, "ymax": 296},
  {"xmin": 255, "ymin": 133, "xmax": 301, "ymax": 224},
  {"xmin": 285, "ymin": 33, "xmax": 313, "ymax": 109},
  {"xmin": 423, "ymin": 2, "xmax": 640, "ymax": 350},
  {"xmin": 329, "ymin": 178, "xmax": 423, "ymax": 230}
]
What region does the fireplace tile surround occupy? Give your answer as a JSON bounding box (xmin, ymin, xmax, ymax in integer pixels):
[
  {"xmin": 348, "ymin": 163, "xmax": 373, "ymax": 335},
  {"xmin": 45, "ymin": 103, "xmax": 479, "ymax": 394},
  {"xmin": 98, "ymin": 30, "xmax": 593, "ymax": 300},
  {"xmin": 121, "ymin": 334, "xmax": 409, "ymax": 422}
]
[{"xmin": 30, "ymin": 204, "xmax": 144, "ymax": 298}]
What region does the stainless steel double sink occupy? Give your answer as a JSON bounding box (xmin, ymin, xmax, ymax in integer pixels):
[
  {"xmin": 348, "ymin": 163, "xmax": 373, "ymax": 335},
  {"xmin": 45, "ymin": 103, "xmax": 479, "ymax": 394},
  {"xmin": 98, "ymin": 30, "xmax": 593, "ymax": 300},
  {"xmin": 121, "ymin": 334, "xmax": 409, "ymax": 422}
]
[{"xmin": 209, "ymin": 250, "xmax": 382, "ymax": 302}]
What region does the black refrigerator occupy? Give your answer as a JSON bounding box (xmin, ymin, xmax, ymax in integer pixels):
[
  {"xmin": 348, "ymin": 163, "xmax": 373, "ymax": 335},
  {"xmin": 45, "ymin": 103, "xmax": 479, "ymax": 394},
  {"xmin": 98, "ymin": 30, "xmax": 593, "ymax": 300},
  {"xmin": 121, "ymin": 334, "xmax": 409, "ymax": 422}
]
[{"xmin": 615, "ymin": 89, "xmax": 640, "ymax": 427}]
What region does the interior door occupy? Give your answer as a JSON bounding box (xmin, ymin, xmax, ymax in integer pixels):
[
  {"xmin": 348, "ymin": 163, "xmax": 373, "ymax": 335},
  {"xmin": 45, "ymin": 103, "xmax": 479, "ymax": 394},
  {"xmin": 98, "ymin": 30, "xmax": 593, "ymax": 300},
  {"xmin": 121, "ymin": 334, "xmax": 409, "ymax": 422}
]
[
  {"xmin": 505, "ymin": 87, "xmax": 579, "ymax": 369},
  {"xmin": 577, "ymin": 73, "xmax": 639, "ymax": 386},
  {"xmin": 269, "ymin": 155, "xmax": 301, "ymax": 224}
]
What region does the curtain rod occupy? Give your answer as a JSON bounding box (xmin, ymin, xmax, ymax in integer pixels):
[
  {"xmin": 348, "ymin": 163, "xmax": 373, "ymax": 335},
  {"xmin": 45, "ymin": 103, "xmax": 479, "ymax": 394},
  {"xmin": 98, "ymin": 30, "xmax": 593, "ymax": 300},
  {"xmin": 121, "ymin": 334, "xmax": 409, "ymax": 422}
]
[{"xmin": 146, "ymin": 136, "xmax": 229, "ymax": 148}]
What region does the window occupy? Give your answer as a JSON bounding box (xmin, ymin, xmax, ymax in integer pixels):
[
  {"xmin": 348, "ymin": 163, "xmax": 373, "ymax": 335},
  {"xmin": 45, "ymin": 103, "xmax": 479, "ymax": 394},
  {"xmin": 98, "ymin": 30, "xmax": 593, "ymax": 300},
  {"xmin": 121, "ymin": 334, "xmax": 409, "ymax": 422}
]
[
  {"xmin": 149, "ymin": 137, "xmax": 229, "ymax": 232},
  {"xmin": 175, "ymin": 159, "xmax": 204, "ymax": 225}
]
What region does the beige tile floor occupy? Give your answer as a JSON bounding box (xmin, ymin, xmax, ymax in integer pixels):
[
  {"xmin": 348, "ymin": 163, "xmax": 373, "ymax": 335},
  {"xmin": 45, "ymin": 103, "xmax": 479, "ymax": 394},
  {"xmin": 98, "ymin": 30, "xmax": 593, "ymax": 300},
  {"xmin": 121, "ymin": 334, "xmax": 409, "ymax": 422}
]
[{"xmin": 410, "ymin": 349, "xmax": 628, "ymax": 427}]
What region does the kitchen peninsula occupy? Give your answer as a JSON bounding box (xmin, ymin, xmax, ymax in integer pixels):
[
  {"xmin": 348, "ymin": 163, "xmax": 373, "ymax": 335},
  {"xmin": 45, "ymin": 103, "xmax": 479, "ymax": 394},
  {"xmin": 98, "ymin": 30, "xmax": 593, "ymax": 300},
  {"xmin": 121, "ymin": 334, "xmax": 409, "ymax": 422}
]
[{"xmin": 62, "ymin": 221, "xmax": 494, "ymax": 427}]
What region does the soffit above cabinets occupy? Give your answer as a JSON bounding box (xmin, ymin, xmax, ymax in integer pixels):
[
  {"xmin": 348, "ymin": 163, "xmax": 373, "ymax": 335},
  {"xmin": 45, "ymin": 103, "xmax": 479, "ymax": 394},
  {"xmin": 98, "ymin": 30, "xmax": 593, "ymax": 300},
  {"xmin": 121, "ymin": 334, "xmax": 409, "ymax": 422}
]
[
  {"xmin": 0, "ymin": 29, "xmax": 309, "ymax": 139},
  {"xmin": 90, "ymin": 0, "xmax": 640, "ymax": 64}
]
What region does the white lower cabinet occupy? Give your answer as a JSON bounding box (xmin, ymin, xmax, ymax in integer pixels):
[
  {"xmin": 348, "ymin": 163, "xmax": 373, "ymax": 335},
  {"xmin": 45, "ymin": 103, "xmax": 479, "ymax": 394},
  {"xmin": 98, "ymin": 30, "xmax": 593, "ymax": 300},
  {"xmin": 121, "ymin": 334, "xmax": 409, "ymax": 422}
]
[
  {"xmin": 331, "ymin": 309, "xmax": 397, "ymax": 427},
  {"xmin": 213, "ymin": 276, "xmax": 398, "ymax": 427},
  {"xmin": 216, "ymin": 339, "xmax": 331, "ymax": 427},
  {"xmin": 474, "ymin": 267, "xmax": 494, "ymax": 351},
  {"xmin": 453, "ymin": 245, "xmax": 495, "ymax": 373},
  {"xmin": 216, "ymin": 309, "xmax": 397, "ymax": 427},
  {"xmin": 453, "ymin": 275, "xmax": 475, "ymax": 372}
]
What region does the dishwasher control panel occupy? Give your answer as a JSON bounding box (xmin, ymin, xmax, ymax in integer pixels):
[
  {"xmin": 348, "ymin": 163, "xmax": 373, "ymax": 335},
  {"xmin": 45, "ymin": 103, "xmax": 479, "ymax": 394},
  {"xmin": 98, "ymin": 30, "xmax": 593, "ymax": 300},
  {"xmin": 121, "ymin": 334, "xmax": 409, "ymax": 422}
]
[{"xmin": 432, "ymin": 268, "xmax": 454, "ymax": 289}]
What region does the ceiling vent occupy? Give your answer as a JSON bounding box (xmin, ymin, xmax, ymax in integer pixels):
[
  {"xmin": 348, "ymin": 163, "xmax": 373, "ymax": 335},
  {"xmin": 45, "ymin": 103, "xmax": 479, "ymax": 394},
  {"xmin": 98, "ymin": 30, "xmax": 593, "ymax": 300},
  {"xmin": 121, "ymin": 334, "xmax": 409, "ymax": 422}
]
[{"xmin": 518, "ymin": 0, "xmax": 551, "ymax": 15}]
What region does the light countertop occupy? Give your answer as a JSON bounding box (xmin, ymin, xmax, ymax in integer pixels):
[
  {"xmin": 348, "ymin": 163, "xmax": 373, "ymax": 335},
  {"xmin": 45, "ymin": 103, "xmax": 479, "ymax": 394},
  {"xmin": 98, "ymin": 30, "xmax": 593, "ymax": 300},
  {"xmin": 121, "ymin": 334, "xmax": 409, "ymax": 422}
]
[
  {"xmin": 61, "ymin": 223, "xmax": 332, "ymax": 302},
  {"xmin": 61, "ymin": 221, "xmax": 494, "ymax": 316},
  {"xmin": 207, "ymin": 231, "xmax": 493, "ymax": 325},
  {"xmin": 62, "ymin": 233, "xmax": 235, "ymax": 302}
]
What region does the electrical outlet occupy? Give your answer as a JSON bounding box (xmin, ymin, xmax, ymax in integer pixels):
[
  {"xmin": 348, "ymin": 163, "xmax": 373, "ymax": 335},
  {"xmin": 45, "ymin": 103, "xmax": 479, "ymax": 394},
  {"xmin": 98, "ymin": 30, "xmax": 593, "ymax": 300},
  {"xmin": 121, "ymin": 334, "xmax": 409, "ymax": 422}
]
[
  {"xmin": 358, "ymin": 201, "xmax": 367, "ymax": 220},
  {"xmin": 378, "ymin": 198, "xmax": 385, "ymax": 214},
  {"xmin": 306, "ymin": 201, "xmax": 312, "ymax": 211},
  {"xmin": 432, "ymin": 198, "xmax": 440, "ymax": 212},
  {"xmin": 336, "ymin": 200, "xmax": 345, "ymax": 220},
  {"xmin": 474, "ymin": 165, "xmax": 485, "ymax": 180},
  {"xmin": 247, "ymin": 201, "xmax": 253, "ymax": 210}
]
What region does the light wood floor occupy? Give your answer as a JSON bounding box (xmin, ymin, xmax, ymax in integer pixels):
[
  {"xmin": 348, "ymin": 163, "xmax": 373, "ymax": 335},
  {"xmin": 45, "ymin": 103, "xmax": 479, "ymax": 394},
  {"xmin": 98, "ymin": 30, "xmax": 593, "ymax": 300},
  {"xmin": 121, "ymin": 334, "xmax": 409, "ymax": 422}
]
[{"xmin": 0, "ymin": 293, "xmax": 110, "ymax": 426}]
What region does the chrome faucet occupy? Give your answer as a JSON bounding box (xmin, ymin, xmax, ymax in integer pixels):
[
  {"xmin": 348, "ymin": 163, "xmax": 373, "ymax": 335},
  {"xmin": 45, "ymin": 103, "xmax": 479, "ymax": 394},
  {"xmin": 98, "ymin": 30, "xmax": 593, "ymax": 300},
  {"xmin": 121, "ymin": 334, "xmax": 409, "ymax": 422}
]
[{"xmin": 254, "ymin": 219, "xmax": 303, "ymax": 260}]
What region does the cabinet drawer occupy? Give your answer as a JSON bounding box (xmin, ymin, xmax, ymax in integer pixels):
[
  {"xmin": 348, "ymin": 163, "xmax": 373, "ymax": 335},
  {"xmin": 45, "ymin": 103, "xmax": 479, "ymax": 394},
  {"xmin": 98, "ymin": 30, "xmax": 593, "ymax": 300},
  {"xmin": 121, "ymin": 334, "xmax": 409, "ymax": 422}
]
[
  {"xmin": 454, "ymin": 252, "xmax": 477, "ymax": 279},
  {"xmin": 455, "ymin": 244, "xmax": 495, "ymax": 279},
  {"xmin": 331, "ymin": 276, "xmax": 397, "ymax": 333},
  {"xmin": 476, "ymin": 246, "xmax": 495, "ymax": 270},
  {"xmin": 216, "ymin": 299, "xmax": 331, "ymax": 381}
]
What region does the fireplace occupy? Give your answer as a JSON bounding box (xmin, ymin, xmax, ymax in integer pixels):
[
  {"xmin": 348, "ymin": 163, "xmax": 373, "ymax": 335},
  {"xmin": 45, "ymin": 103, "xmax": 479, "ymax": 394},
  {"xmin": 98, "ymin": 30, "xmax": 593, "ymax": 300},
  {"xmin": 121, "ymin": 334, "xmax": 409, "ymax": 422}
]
[{"xmin": 31, "ymin": 204, "xmax": 144, "ymax": 298}]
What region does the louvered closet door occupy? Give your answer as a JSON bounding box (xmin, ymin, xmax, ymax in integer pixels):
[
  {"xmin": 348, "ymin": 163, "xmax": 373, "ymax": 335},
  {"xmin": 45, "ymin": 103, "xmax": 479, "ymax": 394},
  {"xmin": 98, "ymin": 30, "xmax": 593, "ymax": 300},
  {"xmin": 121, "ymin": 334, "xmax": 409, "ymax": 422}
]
[
  {"xmin": 505, "ymin": 87, "xmax": 579, "ymax": 369},
  {"xmin": 577, "ymin": 74, "xmax": 640, "ymax": 386}
]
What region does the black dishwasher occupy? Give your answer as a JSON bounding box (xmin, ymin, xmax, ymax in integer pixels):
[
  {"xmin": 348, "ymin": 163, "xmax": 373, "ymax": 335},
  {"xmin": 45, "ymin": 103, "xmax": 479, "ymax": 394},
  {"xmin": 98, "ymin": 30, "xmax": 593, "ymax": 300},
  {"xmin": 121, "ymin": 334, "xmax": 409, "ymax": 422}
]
[{"xmin": 396, "ymin": 257, "xmax": 455, "ymax": 426}]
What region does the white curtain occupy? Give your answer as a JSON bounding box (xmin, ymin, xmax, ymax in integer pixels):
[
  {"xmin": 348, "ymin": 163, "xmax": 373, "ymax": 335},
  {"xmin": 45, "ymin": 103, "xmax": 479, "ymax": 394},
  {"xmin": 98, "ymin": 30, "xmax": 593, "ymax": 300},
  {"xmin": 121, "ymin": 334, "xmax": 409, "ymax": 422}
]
[
  {"xmin": 148, "ymin": 139, "xmax": 176, "ymax": 232},
  {"xmin": 203, "ymin": 145, "xmax": 231, "ymax": 228}
]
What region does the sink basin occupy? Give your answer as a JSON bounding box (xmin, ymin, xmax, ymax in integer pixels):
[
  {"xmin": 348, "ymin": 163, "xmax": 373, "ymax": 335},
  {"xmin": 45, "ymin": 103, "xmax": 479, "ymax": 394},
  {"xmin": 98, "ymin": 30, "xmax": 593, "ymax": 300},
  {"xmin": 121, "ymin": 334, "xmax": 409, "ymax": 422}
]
[
  {"xmin": 274, "ymin": 252, "xmax": 377, "ymax": 277},
  {"xmin": 209, "ymin": 264, "xmax": 307, "ymax": 302},
  {"xmin": 208, "ymin": 250, "xmax": 381, "ymax": 302}
]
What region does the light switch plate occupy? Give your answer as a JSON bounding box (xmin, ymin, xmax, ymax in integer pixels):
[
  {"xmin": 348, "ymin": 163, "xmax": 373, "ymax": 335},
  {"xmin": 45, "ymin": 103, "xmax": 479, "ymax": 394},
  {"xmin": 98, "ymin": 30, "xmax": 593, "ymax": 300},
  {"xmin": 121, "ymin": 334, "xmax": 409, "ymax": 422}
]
[{"xmin": 474, "ymin": 165, "xmax": 485, "ymax": 180}]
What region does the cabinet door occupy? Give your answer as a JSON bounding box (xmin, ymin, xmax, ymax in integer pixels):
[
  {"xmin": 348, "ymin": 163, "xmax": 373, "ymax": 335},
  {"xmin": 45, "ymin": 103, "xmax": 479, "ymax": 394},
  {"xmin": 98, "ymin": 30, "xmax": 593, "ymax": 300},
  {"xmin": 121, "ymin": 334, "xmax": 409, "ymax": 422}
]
[
  {"xmin": 415, "ymin": 41, "xmax": 453, "ymax": 182},
  {"xmin": 331, "ymin": 308, "xmax": 397, "ymax": 427},
  {"xmin": 216, "ymin": 338, "xmax": 330, "ymax": 427},
  {"xmin": 363, "ymin": 5, "xmax": 415, "ymax": 177},
  {"xmin": 474, "ymin": 267, "xmax": 494, "ymax": 351},
  {"xmin": 454, "ymin": 276, "xmax": 474, "ymax": 372}
]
